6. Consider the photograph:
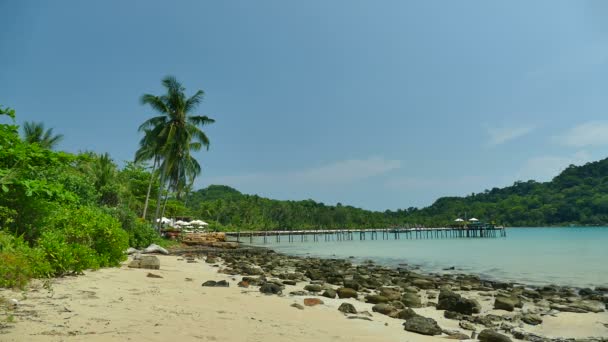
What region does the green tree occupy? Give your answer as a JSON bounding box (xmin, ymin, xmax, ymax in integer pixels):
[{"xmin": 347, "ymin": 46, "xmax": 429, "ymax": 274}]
[
  {"xmin": 138, "ymin": 76, "xmax": 214, "ymax": 228},
  {"xmin": 21, "ymin": 121, "xmax": 64, "ymax": 150}
]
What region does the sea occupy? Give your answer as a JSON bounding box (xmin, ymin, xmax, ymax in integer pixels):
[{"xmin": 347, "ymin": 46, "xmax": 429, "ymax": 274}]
[{"xmin": 248, "ymin": 227, "xmax": 608, "ymax": 288}]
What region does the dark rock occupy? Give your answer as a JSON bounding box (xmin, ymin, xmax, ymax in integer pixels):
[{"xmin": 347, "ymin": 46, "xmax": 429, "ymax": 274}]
[
  {"xmin": 473, "ymin": 315, "xmax": 501, "ymax": 328},
  {"xmin": 260, "ymin": 283, "xmax": 282, "ymax": 295},
  {"xmin": 396, "ymin": 307, "xmax": 419, "ymax": 320},
  {"xmin": 216, "ymin": 280, "xmax": 229, "ymax": 287},
  {"xmin": 337, "ymin": 287, "xmax": 358, "ymax": 299},
  {"xmin": 321, "ymin": 289, "xmax": 336, "ymax": 298},
  {"xmin": 348, "ymin": 316, "xmax": 372, "ymax": 321},
  {"xmin": 372, "ymin": 303, "xmax": 396, "ymax": 316},
  {"xmin": 205, "ymin": 257, "xmax": 217, "ymax": 263},
  {"xmin": 304, "ymin": 284, "xmax": 323, "ymax": 292},
  {"xmin": 365, "ymin": 294, "xmax": 389, "ymax": 304},
  {"xmin": 146, "ymin": 273, "xmax": 163, "ymax": 278},
  {"xmin": 291, "ymin": 303, "xmax": 304, "ymax": 310},
  {"xmin": 402, "ymin": 316, "xmax": 442, "ymax": 336},
  {"xmin": 444, "ymin": 310, "xmax": 463, "ymax": 320},
  {"xmin": 494, "ymin": 296, "xmax": 519, "ymax": 312},
  {"xmin": 401, "ymin": 292, "xmax": 422, "ymax": 308},
  {"xmin": 289, "ymin": 290, "xmax": 308, "ymax": 296},
  {"xmin": 521, "ymin": 314, "xmax": 542, "ymax": 326},
  {"xmin": 411, "ymin": 278, "xmax": 435, "ymax": 289},
  {"xmin": 459, "ymin": 320, "xmax": 476, "ymax": 331},
  {"xmin": 343, "ymin": 279, "xmax": 360, "ymax": 291},
  {"xmin": 129, "ymin": 255, "xmax": 160, "ymax": 270},
  {"xmin": 437, "ymin": 289, "xmax": 481, "ymax": 315},
  {"xmin": 202, "ymin": 280, "xmax": 217, "ymax": 287},
  {"xmin": 338, "ymin": 302, "xmax": 357, "ymax": 314},
  {"xmin": 282, "ymin": 280, "xmax": 297, "ymax": 286},
  {"xmin": 477, "ymin": 329, "xmax": 512, "ymax": 342},
  {"xmin": 202, "ymin": 280, "xmax": 229, "ymax": 287},
  {"xmin": 379, "ymin": 287, "xmax": 401, "ymax": 301}
]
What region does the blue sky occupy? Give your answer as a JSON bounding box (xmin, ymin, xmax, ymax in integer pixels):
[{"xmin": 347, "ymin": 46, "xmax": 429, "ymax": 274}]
[{"xmin": 2, "ymin": 1, "xmax": 608, "ymax": 210}]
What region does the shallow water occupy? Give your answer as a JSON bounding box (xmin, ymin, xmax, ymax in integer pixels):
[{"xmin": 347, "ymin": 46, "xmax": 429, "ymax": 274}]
[{"xmin": 248, "ymin": 227, "xmax": 608, "ymax": 288}]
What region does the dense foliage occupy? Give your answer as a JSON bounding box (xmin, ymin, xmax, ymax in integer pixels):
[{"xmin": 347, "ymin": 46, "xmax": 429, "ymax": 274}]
[
  {"xmin": 186, "ymin": 159, "xmax": 608, "ymax": 230},
  {"xmin": 0, "ymin": 105, "xmax": 165, "ymax": 288}
]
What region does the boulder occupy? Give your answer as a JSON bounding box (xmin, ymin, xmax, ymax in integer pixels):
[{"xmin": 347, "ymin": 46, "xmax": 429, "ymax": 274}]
[
  {"xmin": 379, "ymin": 287, "xmax": 402, "ymax": 301},
  {"xmin": 321, "ymin": 289, "xmax": 337, "ymax": 299},
  {"xmin": 304, "ymin": 284, "xmax": 323, "ymax": 292},
  {"xmin": 372, "ymin": 303, "xmax": 397, "ymax": 316},
  {"xmin": 477, "ymin": 329, "xmax": 512, "ymax": 342},
  {"xmin": 126, "ymin": 247, "xmax": 140, "ymax": 255},
  {"xmin": 338, "ymin": 303, "xmax": 358, "ymax": 314},
  {"xmin": 337, "ymin": 287, "xmax": 358, "ymax": 299},
  {"xmin": 365, "ymin": 294, "xmax": 389, "ymax": 304},
  {"xmin": 260, "ymin": 283, "xmax": 282, "ymax": 295},
  {"xmin": 303, "ymin": 298, "xmax": 324, "ymax": 307},
  {"xmin": 128, "ymin": 255, "xmax": 160, "ymax": 269},
  {"xmin": 411, "ymin": 278, "xmax": 435, "ymax": 289},
  {"xmin": 402, "ymin": 316, "xmax": 442, "ymax": 336},
  {"xmin": 437, "ymin": 289, "xmax": 481, "ymax": 315},
  {"xmin": 396, "ymin": 307, "xmax": 419, "ymax": 320},
  {"xmin": 401, "ymin": 292, "xmax": 422, "ymax": 308},
  {"xmin": 521, "ymin": 314, "xmax": 542, "ymax": 326},
  {"xmin": 201, "ymin": 280, "xmax": 229, "ymax": 287},
  {"xmin": 459, "ymin": 320, "xmax": 476, "ymax": 331},
  {"xmin": 142, "ymin": 244, "xmax": 169, "ymax": 255},
  {"xmin": 494, "ymin": 296, "xmax": 520, "ymax": 312},
  {"xmin": 291, "ymin": 303, "xmax": 304, "ymax": 310},
  {"xmin": 343, "ymin": 279, "xmax": 360, "ymax": 291}
]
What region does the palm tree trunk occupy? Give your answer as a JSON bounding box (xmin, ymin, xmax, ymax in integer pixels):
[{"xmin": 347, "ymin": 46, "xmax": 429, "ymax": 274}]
[
  {"xmin": 161, "ymin": 190, "xmax": 170, "ymax": 219},
  {"xmin": 141, "ymin": 157, "xmax": 158, "ymax": 219},
  {"xmin": 154, "ymin": 161, "xmax": 169, "ymax": 232}
]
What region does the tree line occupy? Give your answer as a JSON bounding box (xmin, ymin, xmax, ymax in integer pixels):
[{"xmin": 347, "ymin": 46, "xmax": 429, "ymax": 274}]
[{"xmin": 184, "ymin": 158, "xmax": 608, "ymax": 230}]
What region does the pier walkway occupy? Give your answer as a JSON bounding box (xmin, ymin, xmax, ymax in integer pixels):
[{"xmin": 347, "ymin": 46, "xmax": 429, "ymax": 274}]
[{"xmin": 225, "ymin": 226, "xmax": 507, "ymax": 244}]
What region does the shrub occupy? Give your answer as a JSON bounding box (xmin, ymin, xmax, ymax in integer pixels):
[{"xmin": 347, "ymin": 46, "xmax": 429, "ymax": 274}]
[
  {"xmin": 102, "ymin": 206, "xmax": 160, "ymax": 248},
  {"xmin": 42, "ymin": 206, "xmax": 129, "ymax": 269},
  {"xmin": 37, "ymin": 230, "xmax": 99, "ymax": 275},
  {"xmin": 0, "ymin": 232, "xmax": 51, "ymax": 288}
]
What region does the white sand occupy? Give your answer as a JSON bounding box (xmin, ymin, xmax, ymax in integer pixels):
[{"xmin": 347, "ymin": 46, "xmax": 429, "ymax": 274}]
[{"xmin": 1, "ymin": 255, "xmax": 606, "ymax": 341}]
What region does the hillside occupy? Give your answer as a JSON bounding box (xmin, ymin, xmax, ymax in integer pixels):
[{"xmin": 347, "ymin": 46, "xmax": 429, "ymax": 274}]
[{"xmin": 186, "ymin": 158, "xmax": 608, "ymax": 229}]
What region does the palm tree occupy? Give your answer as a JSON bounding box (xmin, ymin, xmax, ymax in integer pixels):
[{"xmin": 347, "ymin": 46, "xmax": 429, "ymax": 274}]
[
  {"xmin": 22, "ymin": 121, "xmax": 64, "ymax": 149},
  {"xmin": 135, "ymin": 129, "xmax": 161, "ymax": 219},
  {"xmin": 138, "ymin": 76, "xmax": 214, "ymax": 228}
]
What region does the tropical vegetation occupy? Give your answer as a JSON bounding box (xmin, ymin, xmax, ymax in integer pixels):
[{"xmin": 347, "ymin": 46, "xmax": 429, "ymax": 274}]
[{"xmin": 184, "ymin": 158, "xmax": 608, "ymax": 230}]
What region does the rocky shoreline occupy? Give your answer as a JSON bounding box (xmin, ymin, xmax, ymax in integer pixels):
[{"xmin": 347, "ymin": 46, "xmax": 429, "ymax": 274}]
[{"xmin": 184, "ymin": 245, "xmax": 608, "ymax": 341}]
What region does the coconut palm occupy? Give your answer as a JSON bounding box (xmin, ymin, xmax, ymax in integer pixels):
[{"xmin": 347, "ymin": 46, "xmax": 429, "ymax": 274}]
[
  {"xmin": 138, "ymin": 76, "xmax": 214, "ymax": 228},
  {"xmin": 135, "ymin": 129, "xmax": 162, "ymax": 219},
  {"xmin": 22, "ymin": 121, "xmax": 64, "ymax": 149}
]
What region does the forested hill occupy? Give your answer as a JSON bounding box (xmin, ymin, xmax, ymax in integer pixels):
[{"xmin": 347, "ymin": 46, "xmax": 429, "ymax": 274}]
[{"xmin": 186, "ymin": 158, "xmax": 608, "ymax": 229}]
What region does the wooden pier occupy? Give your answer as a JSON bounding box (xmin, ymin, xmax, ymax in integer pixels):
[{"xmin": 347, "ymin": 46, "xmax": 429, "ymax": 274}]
[{"xmin": 225, "ymin": 226, "xmax": 507, "ymax": 244}]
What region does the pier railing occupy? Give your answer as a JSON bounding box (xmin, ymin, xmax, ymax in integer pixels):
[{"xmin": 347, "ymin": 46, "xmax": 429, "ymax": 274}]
[{"xmin": 224, "ymin": 226, "xmax": 507, "ymax": 244}]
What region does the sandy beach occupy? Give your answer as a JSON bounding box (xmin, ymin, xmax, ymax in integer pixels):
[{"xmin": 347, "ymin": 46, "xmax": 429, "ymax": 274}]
[{"xmin": 1, "ymin": 254, "xmax": 607, "ymax": 341}]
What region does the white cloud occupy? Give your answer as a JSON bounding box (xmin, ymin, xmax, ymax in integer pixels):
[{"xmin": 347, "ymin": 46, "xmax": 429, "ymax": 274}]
[
  {"xmin": 516, "ymin": 150, "xmax": 592, "ymax": 182},
  {"xmin": 485, "ymin": 124, "xmax": 535, "ymax": 146},
  {"xmin": 203, "ymin": 156, "xmax": 402, "ymax": 187},
  {"xmin": 558, "ymin": 121, "xmax": 608, "ymax": 147}
]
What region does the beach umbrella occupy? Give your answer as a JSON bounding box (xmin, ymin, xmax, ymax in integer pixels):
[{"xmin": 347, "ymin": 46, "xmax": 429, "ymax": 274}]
[
  {"xmin": 454, "ymin": 218, "xmax": 464, "ymax": 222},
  {"xmin": 469, "ymin": 218, "xmax": 479, "ymax": 222},
  {"xmin": 190, "ymin": 220, "xmax": 209, "ymax": 226},
  {"xmin": 156, "ymin": 217, "xmax": 172, "ymax": 224}
]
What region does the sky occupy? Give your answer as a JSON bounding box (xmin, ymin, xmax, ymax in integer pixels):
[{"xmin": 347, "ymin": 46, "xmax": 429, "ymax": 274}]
[{"xmin": 2, "ymin": 1, "xmax": 608, "ymax": 211}]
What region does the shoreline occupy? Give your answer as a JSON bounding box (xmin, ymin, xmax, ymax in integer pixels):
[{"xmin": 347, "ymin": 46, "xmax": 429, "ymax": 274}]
[{"xmin": 1, "ymin": 246, "xmax": 607, "ymax": 341}]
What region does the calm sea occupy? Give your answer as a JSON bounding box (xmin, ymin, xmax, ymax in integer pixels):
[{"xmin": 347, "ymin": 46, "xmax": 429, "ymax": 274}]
[{"xmin": 248, "ymin": 227, "xmax": 608, "ymax": 288}]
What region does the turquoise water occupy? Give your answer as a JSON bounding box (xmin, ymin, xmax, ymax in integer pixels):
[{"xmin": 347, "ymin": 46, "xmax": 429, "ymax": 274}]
[{"xmin": 248, "ymin": 227, "xmax": 608, "ymax": 288}]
